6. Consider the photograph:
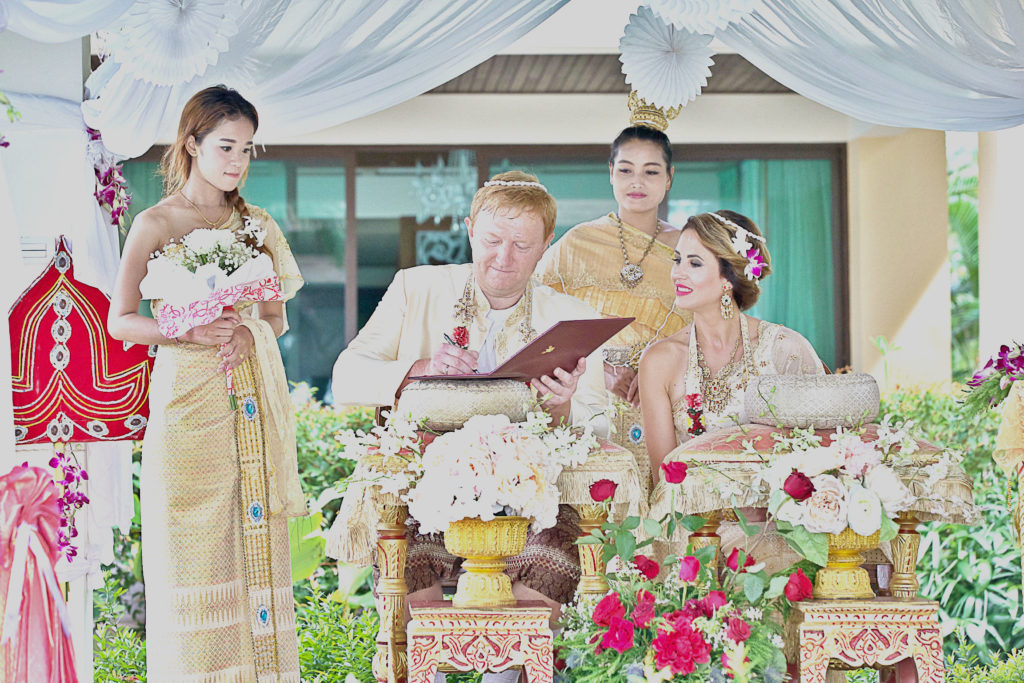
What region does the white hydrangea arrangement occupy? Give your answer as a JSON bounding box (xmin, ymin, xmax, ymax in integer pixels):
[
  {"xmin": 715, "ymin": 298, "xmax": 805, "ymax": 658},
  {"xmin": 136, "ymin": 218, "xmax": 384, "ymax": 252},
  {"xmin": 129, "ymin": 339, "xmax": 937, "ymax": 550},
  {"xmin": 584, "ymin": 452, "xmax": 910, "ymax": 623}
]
[{"xmin": 342, "ymin": 409, "xmax": 598, "ymax": 535}]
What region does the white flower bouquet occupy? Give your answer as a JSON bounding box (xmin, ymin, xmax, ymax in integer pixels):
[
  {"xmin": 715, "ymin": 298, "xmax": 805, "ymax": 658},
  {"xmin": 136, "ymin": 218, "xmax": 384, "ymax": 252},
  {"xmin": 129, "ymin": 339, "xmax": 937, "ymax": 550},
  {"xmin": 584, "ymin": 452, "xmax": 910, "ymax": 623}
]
[
  {"xmin": 757, "ymin": 416, "xmax": 953, "ymax": 561},
  {"xmin": 339, "ymin": 409, "xmax": 598, "ymax": 535},
  {"xmin": 139, "ymin": 218, "xmax": 281, "ymax": 339}
]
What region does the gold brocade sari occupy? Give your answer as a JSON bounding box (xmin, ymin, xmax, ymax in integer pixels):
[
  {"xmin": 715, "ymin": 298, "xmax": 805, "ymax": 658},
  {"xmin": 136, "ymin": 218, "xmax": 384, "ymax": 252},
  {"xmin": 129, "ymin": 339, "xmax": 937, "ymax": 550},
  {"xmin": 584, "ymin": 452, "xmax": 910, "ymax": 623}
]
[
  {"xmin": 141, "ymin": 208, "xmax": 303, "ymax": 682},
  {"xmin": 537, "ymin": 214, "xmax": 689, "ymax": 491}
]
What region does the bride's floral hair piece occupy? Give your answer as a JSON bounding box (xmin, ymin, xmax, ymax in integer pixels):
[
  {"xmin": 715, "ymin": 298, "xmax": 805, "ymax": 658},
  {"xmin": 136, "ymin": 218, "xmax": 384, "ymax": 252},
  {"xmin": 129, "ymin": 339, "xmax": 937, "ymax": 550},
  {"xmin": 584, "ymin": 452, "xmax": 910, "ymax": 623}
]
[
  {"xmin": 708, "ymin": 211, "xmax": 767, "ymax": 281},
  {"xmin": 470, "ymin": 170, "xmax": 557, "ymax": 240}
]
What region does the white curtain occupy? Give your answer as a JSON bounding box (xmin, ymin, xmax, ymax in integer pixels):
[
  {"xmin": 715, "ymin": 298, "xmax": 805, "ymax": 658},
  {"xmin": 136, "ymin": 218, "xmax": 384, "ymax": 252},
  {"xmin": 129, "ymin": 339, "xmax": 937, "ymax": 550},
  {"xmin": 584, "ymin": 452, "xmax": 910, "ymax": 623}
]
[
  {"xmin": 719, "ymin": 0, "xmax": 1024, "ymax": 131},
  {"xmin": 0, "ymin": 93, "xmax": 121, "ymax": 295},
  {"xmin": 83, "ymin": 0, "xmax": 570, "ymax": 157},
  {"xmin": 3, "ymin": 0, "xmax": 134, "ymax": 42}
]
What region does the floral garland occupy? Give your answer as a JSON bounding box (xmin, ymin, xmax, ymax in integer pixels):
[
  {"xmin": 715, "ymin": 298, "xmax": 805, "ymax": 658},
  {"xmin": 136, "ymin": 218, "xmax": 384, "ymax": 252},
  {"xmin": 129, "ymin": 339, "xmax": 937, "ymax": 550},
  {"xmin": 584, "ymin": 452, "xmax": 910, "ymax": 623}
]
[
  {"xmin": 47, "ymin": 448, "xmax": 90, "ymax": 561},
  {"xmin": 87, "ymin": 127, "xmax": 131, "ymax": 228}
]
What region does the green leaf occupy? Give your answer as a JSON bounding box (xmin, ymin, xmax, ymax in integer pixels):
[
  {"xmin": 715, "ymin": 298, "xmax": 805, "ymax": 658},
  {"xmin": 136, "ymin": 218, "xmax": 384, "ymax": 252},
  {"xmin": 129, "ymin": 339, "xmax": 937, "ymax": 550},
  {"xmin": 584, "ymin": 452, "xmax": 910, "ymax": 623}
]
[
  {"xmin": 288, "ymin": 512, "xmax": 326, "ymax": 583},
  {"xmin": 879, "ymin": 515, "xmax": 899, "ymax": 543},
  {"xmin": 734, "ymin": 506, "xmax": 758, "ymax": 537},
  {"xmin": 615, "ymin": 529, "xmax": 636, "ymax": 563},
  {"xmin": 766, "ymin": 575, "xmax": 790, "ymax": 599},
  {"xmin": 694, "ymin": 544, "xmax": 717, "ymax": 566},
  {"xmin": 662, "ymin": 554, "xmax": 678, "ymax": 567},
  {"xmin": 621, "ymin": 516, "xmax": 641, "ymax": 531},
  {"xmin": 779, "ymin": 525, "xmax": 829, "ymax": 566},
  {"xmin": 767, "ymin": 488, "xmax": 784, "ymax": 516},
  {"xmin": 333, "ymin": 563, "xmax": 372, "ymax": 602},
  {"xmin": 743, "ymin": 573, "xmax": 765, "ymax": 603},
  {"xmin": 678, "ymin": 514, "xmax": 707, "ymax": 533},
  {"xmin": 642, "ymin": 518, "xmax": 663, "ymax": 537},
  {"xmin": 602, "ymin": 543, "xmax": 617, "ymax": 565}
]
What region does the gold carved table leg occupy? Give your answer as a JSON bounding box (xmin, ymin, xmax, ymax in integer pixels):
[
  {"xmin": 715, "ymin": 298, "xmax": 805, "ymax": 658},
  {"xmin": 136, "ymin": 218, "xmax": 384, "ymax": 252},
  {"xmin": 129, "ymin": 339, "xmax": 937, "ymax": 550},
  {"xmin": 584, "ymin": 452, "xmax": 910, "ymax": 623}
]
[
  {"xmin": 407, "ymin": 601, "xmax": 553, "ymax": 683},
  {"xmin": 794, "ymin": 599, "xmax": 944, "ymax": 683},
  {"xmin": 688, "ymin": 511, "xmax": 722, "ymax": 575},
  {"xmin": 374, "ymin": 503, "xmax": 409, "ymax": 683},
  {"xmin": 890, "ymin": 512, "xmax": 921, "ymax": 600},
  {"xmin": 574, "ymin": 503, "xmax": 610, "ymax": 597}
]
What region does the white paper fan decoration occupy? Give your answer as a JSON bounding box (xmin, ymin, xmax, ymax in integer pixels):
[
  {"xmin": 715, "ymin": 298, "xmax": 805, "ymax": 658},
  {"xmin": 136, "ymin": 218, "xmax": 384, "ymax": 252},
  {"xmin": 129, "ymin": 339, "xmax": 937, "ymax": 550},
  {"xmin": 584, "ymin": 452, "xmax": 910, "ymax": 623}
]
[
  {"xmin": 619, "ymin": 5, "xmax": 715, "ymax": 109},
  {"xmin": 645, "ymin": 0, "xmax": 761, "ymax": 34},
  {"xmin": 105, "ymin": 0, "xmax": 242, "ymax": 86}
]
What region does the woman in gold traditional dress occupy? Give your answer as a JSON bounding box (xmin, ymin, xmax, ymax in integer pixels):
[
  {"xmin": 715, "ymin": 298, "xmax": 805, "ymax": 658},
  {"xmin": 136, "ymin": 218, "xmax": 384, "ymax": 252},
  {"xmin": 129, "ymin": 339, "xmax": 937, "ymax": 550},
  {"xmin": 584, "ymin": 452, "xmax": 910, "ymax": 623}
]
[
  {"xmin": 537, "ymin": 125, "xmax": 689, "ymax": 491},
  {"xmin": 109, "ymin": 86, "xmax": 304, "ymax": 682}
]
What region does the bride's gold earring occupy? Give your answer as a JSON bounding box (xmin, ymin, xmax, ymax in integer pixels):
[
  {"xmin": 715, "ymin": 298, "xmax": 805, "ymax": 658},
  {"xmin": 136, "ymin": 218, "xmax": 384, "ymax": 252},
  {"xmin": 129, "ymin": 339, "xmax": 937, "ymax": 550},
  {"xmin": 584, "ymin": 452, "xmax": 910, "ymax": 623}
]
[{"xmin": 720, "ymin": 286, "xmax": 735, "ymax": 319}]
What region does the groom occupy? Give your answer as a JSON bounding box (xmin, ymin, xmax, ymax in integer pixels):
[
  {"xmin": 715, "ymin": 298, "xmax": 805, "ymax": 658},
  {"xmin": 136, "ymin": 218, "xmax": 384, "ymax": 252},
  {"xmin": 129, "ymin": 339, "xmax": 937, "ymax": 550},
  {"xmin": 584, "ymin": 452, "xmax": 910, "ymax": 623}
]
[{"xmin": 330, "ymin": 172, "xmax": 608, "ymax": 657}]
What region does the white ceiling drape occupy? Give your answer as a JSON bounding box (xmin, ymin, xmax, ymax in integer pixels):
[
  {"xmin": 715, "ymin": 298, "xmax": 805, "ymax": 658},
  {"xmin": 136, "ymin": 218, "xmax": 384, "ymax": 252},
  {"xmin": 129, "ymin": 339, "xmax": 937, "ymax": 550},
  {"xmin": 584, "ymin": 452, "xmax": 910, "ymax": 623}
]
[
  {"xmin": 717, "ymin": 0, "xmax": 1024, "ymax": 131},
  {"xmin": 82, "ymin": 0, "xmax": 570, "ymax": 157},
  {"xmin": 3, "ymin": 0, "xmax": 135, "ymax": 42}
]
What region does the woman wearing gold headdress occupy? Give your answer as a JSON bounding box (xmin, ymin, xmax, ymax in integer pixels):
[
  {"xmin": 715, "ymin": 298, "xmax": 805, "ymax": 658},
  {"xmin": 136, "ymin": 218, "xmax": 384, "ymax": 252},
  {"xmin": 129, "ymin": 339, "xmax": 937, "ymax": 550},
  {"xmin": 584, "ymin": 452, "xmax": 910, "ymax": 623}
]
[{"xmin": 536, "ymin": 124, "xmax": 688, "ymax": 491}]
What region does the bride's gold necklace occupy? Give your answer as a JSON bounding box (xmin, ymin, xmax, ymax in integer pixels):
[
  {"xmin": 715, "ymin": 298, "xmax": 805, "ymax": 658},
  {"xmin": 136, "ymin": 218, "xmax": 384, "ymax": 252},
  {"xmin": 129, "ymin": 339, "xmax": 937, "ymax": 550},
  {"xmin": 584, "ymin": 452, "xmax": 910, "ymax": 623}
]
[
  {"xmin": 694, "ymin": 322, "xmax": 750, "ymax": 414},
  {"xmin": 179, "ymin": 190, "xmax": 230, "ymax": 227}
]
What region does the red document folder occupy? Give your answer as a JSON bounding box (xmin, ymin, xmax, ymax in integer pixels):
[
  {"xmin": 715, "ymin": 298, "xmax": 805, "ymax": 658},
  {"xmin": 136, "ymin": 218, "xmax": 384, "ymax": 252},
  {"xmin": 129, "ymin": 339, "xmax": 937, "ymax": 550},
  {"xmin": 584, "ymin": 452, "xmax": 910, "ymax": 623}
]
[{"xmin": 410, "ymin": 317, "xmax": 634, "ymax": 382}]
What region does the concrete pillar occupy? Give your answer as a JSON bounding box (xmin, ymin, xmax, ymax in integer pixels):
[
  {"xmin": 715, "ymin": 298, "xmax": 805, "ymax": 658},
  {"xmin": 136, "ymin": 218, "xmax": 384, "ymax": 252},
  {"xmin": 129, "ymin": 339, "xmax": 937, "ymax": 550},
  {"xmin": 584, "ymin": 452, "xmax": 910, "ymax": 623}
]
[
  {"xmin": 978, "ymin": 125, "xmax": 1024, "ymax": 361},
  {"xmin": 847, "ymin": 129, "xmax": 951, "ymax": 391}
]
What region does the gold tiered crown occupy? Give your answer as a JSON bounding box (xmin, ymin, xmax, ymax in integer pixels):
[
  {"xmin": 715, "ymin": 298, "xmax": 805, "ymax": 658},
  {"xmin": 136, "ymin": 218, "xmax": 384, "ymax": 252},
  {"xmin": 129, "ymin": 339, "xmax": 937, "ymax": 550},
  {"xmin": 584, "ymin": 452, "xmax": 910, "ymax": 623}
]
[{"xmin": 627, "ymin": 91, "xmax": 681, "ymax": 132}]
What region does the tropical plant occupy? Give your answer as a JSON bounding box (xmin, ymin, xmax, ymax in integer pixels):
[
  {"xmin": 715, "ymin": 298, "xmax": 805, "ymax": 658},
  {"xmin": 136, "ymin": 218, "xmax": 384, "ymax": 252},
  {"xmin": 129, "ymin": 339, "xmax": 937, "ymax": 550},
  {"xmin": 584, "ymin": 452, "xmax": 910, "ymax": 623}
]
[
  {"xmin": 948, "ymin": 144, "xmax": 979, "ymax": 382},
  {"xmin": 882, "ymin": 388, "xmax": 1021, "ymax": 665},
  {"xmin": 93, "ymin": 571, "xmax": 147, "ymax": 682},
  {"xmin": 295, "ymin": 583, "xmax": 378, "ymax": 682}
]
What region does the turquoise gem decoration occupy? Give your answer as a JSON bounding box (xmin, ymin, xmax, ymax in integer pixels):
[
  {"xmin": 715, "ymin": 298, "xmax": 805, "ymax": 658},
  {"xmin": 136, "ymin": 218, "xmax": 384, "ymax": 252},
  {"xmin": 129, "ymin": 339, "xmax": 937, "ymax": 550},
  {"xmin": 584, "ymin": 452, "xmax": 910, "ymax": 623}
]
[
  {"xmin": 256, "ymin": 604, "xmax": 270, "ymax": 627},
  {"xmin": 242, "ymin": 396, "xmax": 257, "ymax": 421},
  {"xmin": 248, "ymin": 501, "xmax": 264, "ymax": 525},
  {"xmin": 628, "ymin": 424, "xmax": 644, "ymax": 444}
]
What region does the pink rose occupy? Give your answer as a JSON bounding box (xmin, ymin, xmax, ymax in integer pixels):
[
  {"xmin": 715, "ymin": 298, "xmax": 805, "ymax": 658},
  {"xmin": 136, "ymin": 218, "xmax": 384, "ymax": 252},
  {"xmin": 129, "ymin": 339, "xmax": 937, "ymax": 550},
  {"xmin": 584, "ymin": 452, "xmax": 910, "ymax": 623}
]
[
  {"xmin": 633, "ymin": 589, "xmax": 656, "ymax": 628},
  {"xmin": 678, "ymin": 555, "xmax": 700, "ymax": 583},
  {"xmin": 726, "ymin": 547, "xmax": 755, "ymax": 573},
  {"xmin": 803, "ymin": 474, "xmax": 848, "ymax": 534},
  {"xmin": 592, "ymin": 592, "xmax": 625, "ymax": 627},
  {"xmin": 661, "ymin": 461, "xmax": 688, "ymax": 484},
  {"xmin": 597, "ymin": 616, "xmax": 635, "ymax": 654},
  {"xmin": 589, "ymin": 479, "xmax": 618, "ymax": 502},
  {"xmin": 725, "ymin": 618, "xmax": 751, "ymax": 643}
]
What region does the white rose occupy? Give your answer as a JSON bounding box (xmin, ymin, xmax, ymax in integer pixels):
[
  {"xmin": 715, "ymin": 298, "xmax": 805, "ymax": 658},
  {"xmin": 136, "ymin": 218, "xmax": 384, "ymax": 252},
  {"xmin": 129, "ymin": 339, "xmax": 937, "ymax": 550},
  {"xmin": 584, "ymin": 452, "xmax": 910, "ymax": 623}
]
[
  {"xmin": 864, "ymin": 465, "xmax": 915, "ymax": 516},
  {"xmin": 846, "ymin": 484, "xmax": 882, "ymax": 536},
  {"xmin": 803, "ymin": 474, "xmax": 848, "ymax": 534},
  {"xmin": 775, "ymin": 498, "xmax": 806, "ymax": 527}
]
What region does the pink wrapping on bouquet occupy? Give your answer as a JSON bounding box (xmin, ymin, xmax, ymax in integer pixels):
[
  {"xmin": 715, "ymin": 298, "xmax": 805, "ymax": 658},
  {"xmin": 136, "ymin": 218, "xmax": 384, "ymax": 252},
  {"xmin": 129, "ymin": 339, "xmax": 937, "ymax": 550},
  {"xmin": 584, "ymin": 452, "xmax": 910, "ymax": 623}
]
[
  {"xmin": 153, "ymin": 275, "xmax": 282, "ymax": 339},
  {"xmin": 0, "ymin": 465, "xmax": 77, "ymax": 682}
]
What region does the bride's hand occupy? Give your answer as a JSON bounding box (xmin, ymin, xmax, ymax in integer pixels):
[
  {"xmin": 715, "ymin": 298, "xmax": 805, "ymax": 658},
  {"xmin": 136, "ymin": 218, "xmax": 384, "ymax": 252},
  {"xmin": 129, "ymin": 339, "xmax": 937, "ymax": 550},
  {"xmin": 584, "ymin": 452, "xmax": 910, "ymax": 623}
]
[
  {"xmin": 605, "ymin": 363, "xmax": 639, "ymax": 407},
  {"xmin": 180, "ymin": 309, "xmax": 242, "ymax": 346},
  {"xmin": 217, "ymin": 325, "xmax": 254, "ymax": 373}
]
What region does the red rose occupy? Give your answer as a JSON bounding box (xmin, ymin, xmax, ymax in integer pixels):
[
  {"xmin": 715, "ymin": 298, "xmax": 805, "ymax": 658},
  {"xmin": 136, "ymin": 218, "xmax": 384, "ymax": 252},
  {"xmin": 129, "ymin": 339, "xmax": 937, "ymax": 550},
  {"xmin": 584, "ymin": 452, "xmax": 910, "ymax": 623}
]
[
  {"xmin": 589, "ymin": 479, "xmax": 618, "ymax": 502},
  {"xmin": 660, "ymin": 461, "xmax": 688, "ymax": 484},
  {"xmin": 597, "ymin": 616, "xmax": 635, "ymax": 654},
  {"xmin": 784, "ymin": 568, "xmax": 814, "ymax": 602},
  {"xmin": 651, "ymin": 614, "xmax": 711, "ymax": 675},
  {"xmin": 685, "ymin": 393, "xmax": 702, "ymax": 409},
  {"xmin": 632, "ymin": 589, "xmax": 656, "ymax": 628},
  {"xmin": 452, "ymin": 326, "xmax": 469, "ymax": 349},
  {"xmin": 725, "ymin": 617, "xmax": 751, "ymax": 643},
  {"xmin": 783, "ymin": 470, "xmax": 816, "ymax": 501},
  {"xmin": 726, "ymin": 547, "xmax": 755, "ymax": 573},
  {"xmin": 633, "ymin": 554, "xmax": 660, "ymax": 580},
  {"xmin": 703, "ymin": 591, "xmax": 728, "ymax": 615},
  {"xmin": 678, "ymin": 555, "xmax": 700, "ymax": 583},
  {"xmin": 592, "ymin": 592, "xmax": 625, "ymax": 627}
]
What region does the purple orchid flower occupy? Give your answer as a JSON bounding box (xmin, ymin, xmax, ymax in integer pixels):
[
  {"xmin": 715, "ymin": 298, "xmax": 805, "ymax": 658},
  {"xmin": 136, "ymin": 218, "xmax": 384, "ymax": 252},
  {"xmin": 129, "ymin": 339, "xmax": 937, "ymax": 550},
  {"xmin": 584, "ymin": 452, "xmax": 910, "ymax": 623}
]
[{"xmin": 744, "ymin": 248, "xmax": 765, "ymax": 280}]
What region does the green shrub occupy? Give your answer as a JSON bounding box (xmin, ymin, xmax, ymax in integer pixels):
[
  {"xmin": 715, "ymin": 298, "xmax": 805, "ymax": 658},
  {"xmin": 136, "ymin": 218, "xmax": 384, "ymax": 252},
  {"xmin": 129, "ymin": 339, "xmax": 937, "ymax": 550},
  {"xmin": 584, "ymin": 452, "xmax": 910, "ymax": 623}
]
[
  {"xmin": 882, "ymin": 388, "xmax": 1022, "ymax": 664},
  {"xmin": 94, "ymin": 572, "xmax": 147, "ymax": 682},
  {"xmin": 296, "ymin": 583, "xmax": 378, "ymax": 682},
  {"xmin": 293, "ymin": 383, "xmax": 375, "ymax": 526},
  {"xmin": 947, "ymin": 631, "xmax": 1024, "ymax": 682}
]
